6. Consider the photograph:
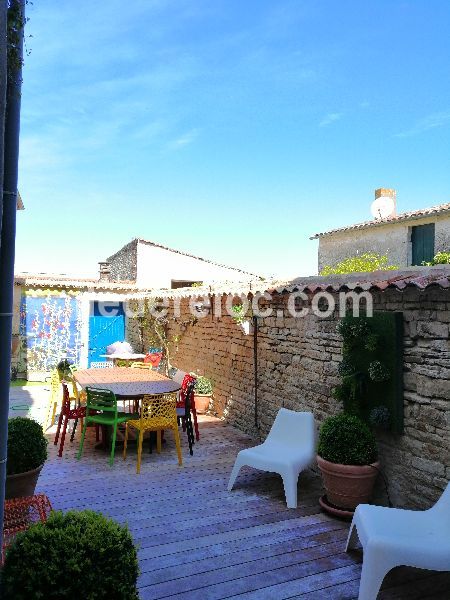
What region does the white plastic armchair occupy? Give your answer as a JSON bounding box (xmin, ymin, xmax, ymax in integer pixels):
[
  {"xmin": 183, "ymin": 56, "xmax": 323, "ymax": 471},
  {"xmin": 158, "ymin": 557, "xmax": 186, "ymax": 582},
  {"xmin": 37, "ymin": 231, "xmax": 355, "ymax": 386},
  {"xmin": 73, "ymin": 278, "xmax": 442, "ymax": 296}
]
[
  {"xmin": 227, "ymin": 408, "xmax": 316, "ymax": 508},
  {"xmin": 346, "ymin": 482, "xmax": 450, "ymax": 600}
]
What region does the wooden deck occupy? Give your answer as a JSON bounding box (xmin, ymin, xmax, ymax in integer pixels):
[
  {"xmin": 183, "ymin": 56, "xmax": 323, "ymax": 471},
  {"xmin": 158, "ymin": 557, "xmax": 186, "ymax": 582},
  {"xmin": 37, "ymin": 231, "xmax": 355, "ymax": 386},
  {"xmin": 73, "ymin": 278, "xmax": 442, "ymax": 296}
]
[{"xmin": 38, "ymin": 417, "xmax": 449, "ymax": 599}]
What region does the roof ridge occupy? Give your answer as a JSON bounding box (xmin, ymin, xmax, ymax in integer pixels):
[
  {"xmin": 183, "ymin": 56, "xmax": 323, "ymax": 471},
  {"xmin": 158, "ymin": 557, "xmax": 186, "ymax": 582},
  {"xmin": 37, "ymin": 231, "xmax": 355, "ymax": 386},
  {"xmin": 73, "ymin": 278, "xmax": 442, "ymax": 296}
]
[
  {"xmin": 311, "ymin": 201, "xmax": 450, "ymax": 239},
  {"xmin": 133, "ymin": 238, "xmax": 261, "ymax": 277}
]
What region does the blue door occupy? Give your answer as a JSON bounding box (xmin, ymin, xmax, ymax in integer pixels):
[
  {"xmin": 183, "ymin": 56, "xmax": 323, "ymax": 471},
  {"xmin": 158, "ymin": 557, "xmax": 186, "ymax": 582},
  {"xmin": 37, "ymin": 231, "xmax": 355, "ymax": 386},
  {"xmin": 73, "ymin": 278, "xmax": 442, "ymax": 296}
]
[{"xmin": 88, "ymin": 302, "xmax": 125, "ymax": 366}]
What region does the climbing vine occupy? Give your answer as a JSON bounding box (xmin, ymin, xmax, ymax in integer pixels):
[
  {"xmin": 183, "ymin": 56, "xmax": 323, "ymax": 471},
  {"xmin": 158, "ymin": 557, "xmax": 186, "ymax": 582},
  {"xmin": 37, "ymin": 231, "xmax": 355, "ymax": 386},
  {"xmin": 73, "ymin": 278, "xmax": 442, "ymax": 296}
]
[
  {"xmin": 129, "ymin": 298, "xmax": 197, "ymax": 375},
  {"xmin": 7, "ymin": 1, "xmax": 31, "ymax": 82}
]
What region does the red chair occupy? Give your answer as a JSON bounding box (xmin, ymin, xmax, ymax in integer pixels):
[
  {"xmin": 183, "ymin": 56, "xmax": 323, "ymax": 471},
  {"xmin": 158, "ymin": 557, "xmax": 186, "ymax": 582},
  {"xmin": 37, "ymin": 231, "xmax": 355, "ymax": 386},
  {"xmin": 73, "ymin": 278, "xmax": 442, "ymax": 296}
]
[
  {"xmin": 54, "ymin": 383, "xmax": 89, "ymax": 457},
  {"xmin": 144, "ymin": 352, "xmax": 163, "ymax": 368},
  {"xmin": 177, "ymin": 374, "xmax": 200, "ymax": 441}
]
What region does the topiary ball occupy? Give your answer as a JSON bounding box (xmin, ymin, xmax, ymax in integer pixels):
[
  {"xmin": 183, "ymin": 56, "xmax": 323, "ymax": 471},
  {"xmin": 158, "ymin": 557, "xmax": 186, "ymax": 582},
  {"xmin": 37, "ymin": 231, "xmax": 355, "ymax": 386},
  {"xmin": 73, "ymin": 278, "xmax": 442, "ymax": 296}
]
[
  {"xmin": 318, "ymin": 413, "xmax": 378, "ymax": 465},
  {"xmin": 0, "ymin": 510, "xmax": 139, "ymax": 600},
  {"xmin": 7, "ymin": 417, "xmax": 48, "ymax": 475}
]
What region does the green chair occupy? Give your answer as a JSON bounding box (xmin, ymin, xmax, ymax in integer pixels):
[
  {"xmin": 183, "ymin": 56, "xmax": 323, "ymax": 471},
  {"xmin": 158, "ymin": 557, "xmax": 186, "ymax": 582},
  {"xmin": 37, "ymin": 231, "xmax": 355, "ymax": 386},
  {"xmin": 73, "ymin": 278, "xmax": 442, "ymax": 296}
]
[{"xmin": 77, "ymin": 387, "xmax": 138, "ymax": 467}]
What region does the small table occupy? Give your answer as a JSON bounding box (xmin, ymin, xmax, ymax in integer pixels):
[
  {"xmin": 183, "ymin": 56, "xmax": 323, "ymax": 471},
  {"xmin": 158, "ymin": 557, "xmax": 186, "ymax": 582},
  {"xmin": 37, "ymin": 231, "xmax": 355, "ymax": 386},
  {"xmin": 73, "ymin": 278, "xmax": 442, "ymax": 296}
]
[{"xmin": 73, "ymin": 367, "xmax": 180, "ymax": 398}]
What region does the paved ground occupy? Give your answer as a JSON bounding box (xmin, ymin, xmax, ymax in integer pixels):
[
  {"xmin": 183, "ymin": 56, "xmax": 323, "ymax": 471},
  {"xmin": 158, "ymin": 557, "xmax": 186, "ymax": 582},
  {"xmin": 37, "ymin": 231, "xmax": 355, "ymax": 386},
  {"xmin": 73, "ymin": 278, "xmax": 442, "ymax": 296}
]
[{"xmin": 8, "ymin": 384, "xmax": 49, "ymax": 424}]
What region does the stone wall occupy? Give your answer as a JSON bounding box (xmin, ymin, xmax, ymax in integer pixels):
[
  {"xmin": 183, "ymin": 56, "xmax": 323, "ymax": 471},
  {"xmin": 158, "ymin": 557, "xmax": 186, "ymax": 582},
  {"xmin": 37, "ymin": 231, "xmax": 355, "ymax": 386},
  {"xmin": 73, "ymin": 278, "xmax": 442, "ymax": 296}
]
[
  {"xmin": 106, "ymin": 239, "xmax": 138, "ymax": 282},
  {"xmin": 135, "ymin": 287, "xmax": 450, "ymax": 509}
]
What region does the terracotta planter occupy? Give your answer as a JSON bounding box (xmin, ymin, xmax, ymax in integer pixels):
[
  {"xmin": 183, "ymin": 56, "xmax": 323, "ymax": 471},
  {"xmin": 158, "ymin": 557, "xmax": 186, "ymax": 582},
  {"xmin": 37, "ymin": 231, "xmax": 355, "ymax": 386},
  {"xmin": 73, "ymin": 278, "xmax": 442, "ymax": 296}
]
[
  {"xmin": 5, "ymin": 464, "xmax": 44, "ymax": 500},
  {"xmin": 317, "ymin": 455, "xmax": 379, "ymax": 510},
  {"xmin": 193, "ymin": 393, "xmax": 211, "ymax": 414}
]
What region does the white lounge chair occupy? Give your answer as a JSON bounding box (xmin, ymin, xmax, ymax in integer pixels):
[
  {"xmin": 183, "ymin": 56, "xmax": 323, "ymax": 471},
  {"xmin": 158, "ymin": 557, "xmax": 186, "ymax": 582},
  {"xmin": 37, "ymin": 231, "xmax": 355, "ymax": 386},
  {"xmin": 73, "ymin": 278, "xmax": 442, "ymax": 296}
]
[
  {"xmin": 227, "ymin": 408, "xmax": 316, "ymax": 508},
  {"xmin": 346, "ymin": 482, "xmax": 450, "ymax": 600}
]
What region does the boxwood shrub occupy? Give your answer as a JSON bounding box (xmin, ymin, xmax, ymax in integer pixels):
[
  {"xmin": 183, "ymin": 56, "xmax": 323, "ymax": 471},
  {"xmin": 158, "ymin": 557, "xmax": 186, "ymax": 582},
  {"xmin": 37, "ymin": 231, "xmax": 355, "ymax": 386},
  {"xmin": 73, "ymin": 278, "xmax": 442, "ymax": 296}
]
[
  {"xmin": 7, "ymin": 417, "xmax": 48, "ymax": 475},
  {"xmin": 194, "ymin": 375, "xmax": 213, "ymax": 395},
  {"xmin": 0, "ymin": 510, "xmax": 139, "ymax": 599},
  {"xmin": 318, "ymin": 413, "xmax": 378, "ymax": 466}
]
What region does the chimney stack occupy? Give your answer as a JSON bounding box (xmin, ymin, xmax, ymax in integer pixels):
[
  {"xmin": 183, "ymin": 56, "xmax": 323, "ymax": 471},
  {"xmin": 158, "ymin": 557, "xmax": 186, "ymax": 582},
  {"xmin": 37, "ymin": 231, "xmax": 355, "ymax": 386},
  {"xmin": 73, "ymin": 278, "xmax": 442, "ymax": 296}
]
[
  {"xmin": 375, "ymin": 188, "xmax": 396, "ymax": 202},
  {"xmin": 372, "ymin": 188, "xmax": 397, "ymax": 219},
  {"xmin": 98, "ymin": 262, "xmax": 111, "ymax": 282}
]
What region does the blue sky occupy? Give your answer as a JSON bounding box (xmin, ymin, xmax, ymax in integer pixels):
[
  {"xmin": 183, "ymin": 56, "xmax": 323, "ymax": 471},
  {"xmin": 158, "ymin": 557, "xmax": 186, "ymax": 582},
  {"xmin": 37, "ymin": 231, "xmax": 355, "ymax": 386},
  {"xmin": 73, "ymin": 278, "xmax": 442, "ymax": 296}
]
[{"xmin": 16, "ymin": 0, "xmax": 450, "ymax": 279}]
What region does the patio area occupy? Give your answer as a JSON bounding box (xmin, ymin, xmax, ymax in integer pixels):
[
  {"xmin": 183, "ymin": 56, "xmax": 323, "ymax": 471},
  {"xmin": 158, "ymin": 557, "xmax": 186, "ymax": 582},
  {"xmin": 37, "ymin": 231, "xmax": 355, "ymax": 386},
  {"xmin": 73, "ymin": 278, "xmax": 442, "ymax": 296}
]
[{"xmin": 35, "ymin": 412, "xmax": 449, "ymax": 599}]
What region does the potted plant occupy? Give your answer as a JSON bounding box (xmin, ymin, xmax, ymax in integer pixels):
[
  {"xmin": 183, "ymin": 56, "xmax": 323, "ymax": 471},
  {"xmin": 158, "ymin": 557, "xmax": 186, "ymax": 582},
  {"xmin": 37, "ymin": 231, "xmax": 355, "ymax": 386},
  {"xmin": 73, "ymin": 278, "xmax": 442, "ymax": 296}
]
[
  {"xmin": 193, "ymin": 375, "xmax": 213, "ymax": 414},
  {"xmin": 6, "ymin": 417, "xmax": 48, "ymax": 499},
  {"xmin": 0, "ymin": 510, "xmax": 139, "ymax": 599},
  {"xmin": 231, "ymin": 304, "xmax": 252, "ymax": 334},
  {"xmin": 317, "ymin": 413, "xmax": 379, "ymax": 515},
  {"xmin": 56, "ymin": 358, "xmax": 73, "ymax": 380}
]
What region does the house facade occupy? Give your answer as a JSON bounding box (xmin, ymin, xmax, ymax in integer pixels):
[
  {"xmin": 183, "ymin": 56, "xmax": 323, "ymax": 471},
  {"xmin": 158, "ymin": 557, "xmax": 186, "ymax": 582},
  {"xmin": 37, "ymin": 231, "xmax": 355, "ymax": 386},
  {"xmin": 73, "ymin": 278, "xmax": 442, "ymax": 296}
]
[
  {"xmin": 311, "ymin": 189, "xmax": 450, "ymax": 273},
  {"xmin": 12, "ymin": 274, "xmax": 144, "ymax": 379},
  {"xmin": 104, "ymin": 238, "xmax": 259, "ymax": 288}
]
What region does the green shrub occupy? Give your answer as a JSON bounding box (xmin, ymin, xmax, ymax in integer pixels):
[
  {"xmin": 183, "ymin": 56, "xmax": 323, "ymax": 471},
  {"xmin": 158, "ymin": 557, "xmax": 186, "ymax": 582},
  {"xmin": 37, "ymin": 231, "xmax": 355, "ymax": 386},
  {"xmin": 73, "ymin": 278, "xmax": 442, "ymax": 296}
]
[
  {"xmin": 321, "ymin": 252, "xmax": 398, "ymax": 275},
  {"xmin": 368, "ymin": 360, "xmax": 390, "ymax": 382},
  {"xmin": 194, "ymin": 375, "xmax": 213, "ymax": 395},
  {"xmin": 318, "ymin": 413, "xmax": 378, "ymax": 465},
  {"xmin": 7, "ymin": 417, "xmax": 48, "ymax": 475},
  {"xmin": 0, "ymin": 510, "xmax": 139, "ymax": 600},
  {"xmin": 231, "ymin": 304, "xmax": 248, "ymax": 324},
  {"xmin": 422, "ymin": 251, "xmax": 450, "ymax": 266},
  {"xmin": 56, "ymin": 359, "xmax": 73, "ymax": 380},
  {"xmin": 336, "ymin": 317, "xmax": 372, "ymax": 346}
]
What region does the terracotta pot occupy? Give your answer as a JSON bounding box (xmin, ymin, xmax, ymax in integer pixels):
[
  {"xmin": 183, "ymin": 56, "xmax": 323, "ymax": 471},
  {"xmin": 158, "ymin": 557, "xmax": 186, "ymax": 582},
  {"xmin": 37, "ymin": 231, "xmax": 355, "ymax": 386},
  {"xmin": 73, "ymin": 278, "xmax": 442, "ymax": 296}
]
[
  {"xmin": 193, "ymin": 393, "xmax": 211, "ymax": 414},
  {"xmin": 317, "ymin": 455, "xmax": 379, "ymax": 510},
  {"xmin": 5, "ymin": 464, "xmax": 44, "ymax": 500}
]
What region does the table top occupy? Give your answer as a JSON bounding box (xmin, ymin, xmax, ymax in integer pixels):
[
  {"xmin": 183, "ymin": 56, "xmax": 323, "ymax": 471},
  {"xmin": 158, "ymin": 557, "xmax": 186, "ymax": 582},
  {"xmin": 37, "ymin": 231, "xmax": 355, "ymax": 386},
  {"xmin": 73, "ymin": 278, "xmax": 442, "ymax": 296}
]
[{"xmin": 73, "ymin": 367, "xmax": 180, "ymax": 398}]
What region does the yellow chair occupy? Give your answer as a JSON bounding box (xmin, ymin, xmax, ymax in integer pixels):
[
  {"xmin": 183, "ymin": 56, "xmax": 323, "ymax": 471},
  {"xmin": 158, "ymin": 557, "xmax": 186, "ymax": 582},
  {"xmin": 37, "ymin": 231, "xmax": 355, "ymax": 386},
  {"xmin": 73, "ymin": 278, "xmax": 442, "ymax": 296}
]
[
  {"xmin": 123, "ymin": 393, "xmax": 182, "ymax": 473},
  {"xmin": 130, "ymin": 362, "xmax": 153, "ymax": 370},
  {"xmin": 43, "ymin": 370, "xmax": 62, "ymax": 431}
]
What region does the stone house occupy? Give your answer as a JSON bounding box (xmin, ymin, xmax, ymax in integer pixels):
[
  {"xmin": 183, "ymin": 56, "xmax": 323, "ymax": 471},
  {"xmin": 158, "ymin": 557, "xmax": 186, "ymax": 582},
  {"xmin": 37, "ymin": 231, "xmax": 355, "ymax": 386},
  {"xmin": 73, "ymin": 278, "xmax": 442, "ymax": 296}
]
[
  {"xmin": 311, "ymin": 188, "xmax": 450, "ymax": 273},
  {"xmin": 103, "ymin": 238, "xmax": 260, "ymax": 289}
]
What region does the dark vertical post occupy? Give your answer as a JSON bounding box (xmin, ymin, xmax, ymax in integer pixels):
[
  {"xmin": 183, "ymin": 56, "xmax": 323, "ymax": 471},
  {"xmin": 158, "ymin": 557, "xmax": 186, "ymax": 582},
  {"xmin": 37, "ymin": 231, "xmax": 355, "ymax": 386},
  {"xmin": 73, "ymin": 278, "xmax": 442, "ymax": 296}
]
[
  {"xmin": 253, "ymin": 315, "xmax": 258, "ymax": 429},
  {"xmin": 0, "ymin": 0, "xmax": 25, "ymax": 549}
]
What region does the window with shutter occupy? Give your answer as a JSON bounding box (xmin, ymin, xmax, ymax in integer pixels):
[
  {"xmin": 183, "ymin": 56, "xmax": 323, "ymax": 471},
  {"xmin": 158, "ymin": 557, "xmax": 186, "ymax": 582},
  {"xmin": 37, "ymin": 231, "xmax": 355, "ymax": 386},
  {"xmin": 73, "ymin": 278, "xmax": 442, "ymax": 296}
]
[{"xmin": 411, "ymin": 223, "xmax": 435, "ymax": 265}]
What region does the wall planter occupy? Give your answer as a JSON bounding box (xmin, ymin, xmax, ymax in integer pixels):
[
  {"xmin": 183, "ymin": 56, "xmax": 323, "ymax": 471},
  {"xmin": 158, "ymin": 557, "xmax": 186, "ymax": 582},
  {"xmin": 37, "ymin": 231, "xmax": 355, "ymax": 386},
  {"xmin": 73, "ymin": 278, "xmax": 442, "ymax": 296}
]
[
  {"xmin": 5, "ymin": 464, "xmax": 43, "ymax": 500},
  {"xmin": 240, "ymin": 320, "xmax": 251, "ymax": 335}
]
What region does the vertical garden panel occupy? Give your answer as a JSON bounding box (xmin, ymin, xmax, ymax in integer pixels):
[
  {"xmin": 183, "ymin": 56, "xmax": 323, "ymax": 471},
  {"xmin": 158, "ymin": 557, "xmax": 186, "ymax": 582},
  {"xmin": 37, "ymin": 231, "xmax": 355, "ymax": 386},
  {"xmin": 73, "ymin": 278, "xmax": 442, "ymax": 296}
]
[{"xmin": 336, "ymin": 312, "xmax": 404, "ymax": 433}]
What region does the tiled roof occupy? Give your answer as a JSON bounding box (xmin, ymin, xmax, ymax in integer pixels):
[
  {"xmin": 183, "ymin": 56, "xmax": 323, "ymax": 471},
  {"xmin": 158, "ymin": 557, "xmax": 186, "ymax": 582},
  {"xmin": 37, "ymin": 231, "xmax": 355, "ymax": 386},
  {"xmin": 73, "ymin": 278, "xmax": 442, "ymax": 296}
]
[
  {"xmin": 145, "ymin": 266, "xmax": 450, "ymax": 299},
  {"xmin": 14, "ymin": 273, "xmax": 141, "ymax": 291},
  {"xmin": 15, "ymin": 267, "xmax": 450, "ymax": 298},
  {"xmin": 269, "ymin": 266, "xmax": 450, "ymax": 294},
  {"xmin": 310, "ymin": 202, "xmax": 450, "ymax": 239},
  {"xmin": 140, "ymin": 279, "xmax": 269, "ymax": 299}
]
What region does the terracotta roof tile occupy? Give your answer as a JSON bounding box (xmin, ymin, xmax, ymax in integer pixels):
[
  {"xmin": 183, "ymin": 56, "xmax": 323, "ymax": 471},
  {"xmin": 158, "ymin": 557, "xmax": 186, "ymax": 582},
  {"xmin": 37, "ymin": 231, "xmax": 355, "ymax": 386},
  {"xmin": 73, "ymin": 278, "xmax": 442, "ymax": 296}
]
[{"xmin": 311, "ymin": 202, "xmax": 450, "ymax": 239}]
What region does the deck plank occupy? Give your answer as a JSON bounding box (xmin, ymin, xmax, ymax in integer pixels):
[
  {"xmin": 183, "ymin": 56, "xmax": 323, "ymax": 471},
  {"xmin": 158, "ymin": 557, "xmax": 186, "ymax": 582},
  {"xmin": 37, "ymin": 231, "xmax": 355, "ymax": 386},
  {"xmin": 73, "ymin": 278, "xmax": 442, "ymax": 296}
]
[{"xmin": 37, "ymin": 416, "xmax": 448, "ymax": 599}]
